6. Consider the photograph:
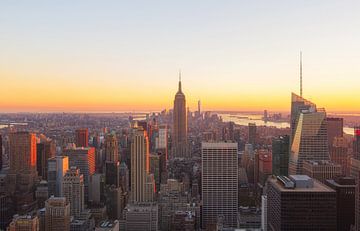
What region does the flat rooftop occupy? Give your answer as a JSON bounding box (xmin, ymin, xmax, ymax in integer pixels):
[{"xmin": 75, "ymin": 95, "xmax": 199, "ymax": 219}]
[{"xmin": 270, "ymin": 176, "xmax": 335, "ymax": 193}]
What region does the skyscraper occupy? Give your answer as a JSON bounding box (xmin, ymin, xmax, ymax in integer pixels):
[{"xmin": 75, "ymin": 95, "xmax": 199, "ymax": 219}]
[
  {"xmin": 105, "ymin": 133, "xmax": 119, "ymax": 162},
  {"xmin": 289, "ymin": 109, "xmax": 330, "ymax": 174},
  {"xmin": 354, "ymin": 126, "xmax": 360, "ymax": 160},
  {"xmin": 76, "ymin": 128, "xmax": 89, "ymax": 148},
  {"xmin": 45, "ymin": 196, "xmax": 71, "ymax": 231},
  {"xmin": 326, "ymin": 117, "xmax": 343, "ymax": 148},
  {"xmin": 62, "ymin": 167, "xmax": 84, "ymax": 217},
  {"xmin": 0, "ymin": 134, "xmax": 2, "ymax": 171},
  {"xmin": 272, "ymin": 135, "xmax": 289, "ymax": 176},
  {"xmin": 290, "ymin": 93, "xmax": 316, "ymax": 147},
  {"xmin": 267, "ymin": 175, "xmax": 336, "ymax": 231},
  {"xmin": 325, "ymin": 177, "xmax": 356, "ymax": 231},
  {"xmin": 130, "ymin": 127, "xmax": 155, "ymax": 203},
  {"xmin": 173, "ymin": 75, "xmax": 188, "ymax": 158},
  {"xmin": 201, "ymin": 142, "xmax": 238, "ymax": 229},
  {"xmin": 8, "ymin": 131, "xmax": 37, "ymax": 193},
  {"xmin": 64, "ymin": 147, "xmax": 95, "ymax": 202},
  {"xmin": 47, "ymin": 156, "xmax": 69, "ymax": 197},
  {"xmin": 36, "ymin": 135, "xmax": 56, "ymax": 180},
  {"xmin": 248, "ymin": 123, "xmax": 257, "ymax": 146}
]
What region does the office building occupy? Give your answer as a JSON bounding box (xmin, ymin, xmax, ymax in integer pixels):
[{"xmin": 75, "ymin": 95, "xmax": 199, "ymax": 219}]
[
  {"xmin": 8, "ymin": 215, "xmax": 39, "ymax": 231},
  {"xmin": 105, "ymin": 133, "xmax": 119, "ymax": 163},
  {"xmin": 173, "ymin": 76, "xmax": 188, "ymax": 158},
  {"xmin": 261, "ymin": 195, "xmax": 267, "ymax": 231},
  {"xmin": 258, "ymin": 150, "xmax": 272, "ymax": 185},
  {"xmin": 272, "ymin": 135, "xmax": 289, "ymax": 176},
  {"xmin": 326, "ymin": 117, "xmax": 343, "ymax": 149},
  {"xmin": 123, "ymin": 203, "xmax": 158, "ymax": 231},
  {"xmin": 267, "ymin": 175, "xmax": 336, "ymax": 230},
  {"xmin": 302, "ymin": 160, "xmax": 342, "ymax": 183},
  {"xmin": 0, "ymin": 194, "xmax": 14, "ymax": 230},
  {"xmin": 45, "ymin": 196, "xmax": 70, "ymax": 231},
  {"xmin": 63, "ymin": 167, "xmax": 84, "ymax": 217},
  {"xmin": 75, "ymin": 128, "xmax": 89, "ymax": 148},
  {"xmin": 47, "ymin": 156, "xmax": 69, "ymax": 197},
  {"xmin": 64, "ymin": 147, "xmax": 95, "ymax": 202},
  {"xmin": 330, "ymin": 137, "xmax": 350, "ymax": 175},
  {"xmin": 289, "ymin": 109, "xmax": 329, "ymax": 174},
  {"xmin": 130, "ymin": 128, "xmax": 155, "ymax": 203},
  {"xmin": 8, "ymin": 132, "xmax": 37, "ymax": 193},
  {"xmin": 248, "ymin": 123, "xmax": 257, "ymax": 146},
  {"xmin": 201, "ymin": 142, "xmax": 238, "ymax": 229},
  {"xmin": 35, "ymin": 180, "xmax": 48, "ymax": 208},
  {"xmin": 0, "ymin": 135, "xmax": 2, "ymax": 171},
  {"xmin": 354, "ymin": 127, "xmax": 360, "ymax": 160},
  {"xmin": 290, "ymin": 93, "xmax": 316, "ymax": 147},
  {"xmin": 325, "ymin": 177, "xmax": 356, "ymax": 231},
  {"xmin": 36, "ymin": 136, "xmax": 55, "ymax": 180}
]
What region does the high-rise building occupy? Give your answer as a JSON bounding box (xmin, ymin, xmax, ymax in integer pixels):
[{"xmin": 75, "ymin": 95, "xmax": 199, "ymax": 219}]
[
  {"xmin": 36, "ymin": 136, "xmax": 56, "ymax": 180},
  {"xmin": 64, "ymin": 147, "xmax": 95, "ymax": 202},
  {"xmin": 331, "ymin": 137, "xmax": 349, "ymax": 175},
  {"xmin": 201, "ymin": 142, "xmax": 238, "ymax": 229},
  {"xmin": 325, "ymin": 177, "xmax": 356, "ymax": 231},
  {"xmin": 354, "ymin": 127, "xmax": 360, "ymax": 160},
  {"xmin": 8, "ymin": 215, "xmax": 39, "ymax": 231},
  {"xmin": 302, "ymin": 160, "xmax": 342, "ymax": 183},
  {"xmin": 0, "ymin": 134, "xmax": 2, "ymax": 171},
  {"xmin": 290, "ymin": 93, "xmax": 316, "ymax": 147},
  {"xmin": 75, "ymin": 128, "xmax": 89, "ymax": 148},
  {"xmin": 248, "ymin": 123, "xmax": 257, "ymax": 146},
  {"xmin": 350, "ymin": 127, "xmax": 360, "ymax": 230},
  {"xmin": 35, "ymin": 180, "xmax": 49, "ymax": 208},
  {"xmin": 104, "ymin": 133, "xmax": 119, "ymax": 163},
  {"xmin": 45, "ymin": 196, "xmax": 71, "ymax": 231},
  {"xmin": 47, "ymin": 156, "xmax": 69, "ymax": 197},
  {"xmin": 289, "ymin": 109, "xmax": 329, "ymax": 174},
  {"xmin": 123, "ymin": 203, "xmax": 158, "ymax": 231},
  {"xmin": 130, "ymin": 128, "xmax": 155, "ymax": 203},
  {"xmin": 105, "ymin": 185, "xmax": 124, "ymax": 220},
  {"xmin": 149, "ymin": 153, "xmax": 160, "ymax": 192},
  {"xmin": 173, "ymin": 76, "xmax": 188, "ymax": 158},
  {"xmin": 0, "ymin": 194, "xmax": 14, "ymax": 230},
  {"xmin": 8, "ymin": 131, "xmax": 37, "ymax": 193},
  {"xmin": 272, "ymin": 135, "xmax": 289, "ymax": 176},
  {"xmin": 62, "ymin": 167, "xmax": 84, "ymax": 217},
  {"xmin": 258, "ymin": 150, "xmax": 272, "ymax": 185},
  {"xmin": 156, "ymin": 125, "xmax": 168, "ymax": 160},
  {"xmin": 261, "ymin": 195, "xmax": 267, "ymax": 231},
  {"xmin": 326, "ymin": 117, "xmax": 343, "ymax": 148},
  {"xmin": 267, "ymin": 175, "xmax": 336, "ymax": 231}
]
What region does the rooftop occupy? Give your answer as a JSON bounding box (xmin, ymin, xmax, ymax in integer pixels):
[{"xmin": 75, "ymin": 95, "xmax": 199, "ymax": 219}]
[{"xmin": 271, "ymin": 175, "xmax": 335, "ymax": 192}]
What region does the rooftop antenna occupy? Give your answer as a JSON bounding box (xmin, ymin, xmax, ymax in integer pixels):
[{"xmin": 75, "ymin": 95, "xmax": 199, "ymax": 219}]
[{"xmin": 300, "ymin": 51, "xmax": 303, "ymax": 97}]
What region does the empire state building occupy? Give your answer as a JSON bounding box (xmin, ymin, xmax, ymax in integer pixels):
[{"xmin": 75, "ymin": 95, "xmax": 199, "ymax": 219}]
[{"xmin": 173, "ymin": 75, "xmax": 188, "ymax": 158}]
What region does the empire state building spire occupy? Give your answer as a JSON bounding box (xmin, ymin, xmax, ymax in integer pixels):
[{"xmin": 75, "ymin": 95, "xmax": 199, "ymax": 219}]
[
  {"xmin": 173, "ymin": 71, "xmax": 188, "ymax": 158},
  {"xmin": 178, "ymin": 69, "xmax": 182, "ymax": 92}
]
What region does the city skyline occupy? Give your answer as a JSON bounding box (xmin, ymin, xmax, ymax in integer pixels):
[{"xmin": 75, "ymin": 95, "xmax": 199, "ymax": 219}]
[{"xmin": 1, "ymin": 1, "xmax": 360, "ymax": 113}]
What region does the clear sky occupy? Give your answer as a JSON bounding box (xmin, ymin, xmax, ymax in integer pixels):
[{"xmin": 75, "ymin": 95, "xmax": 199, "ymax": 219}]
[{"xmin": 1, "ymin": 1, "xmax": 360, "ymax": 112}]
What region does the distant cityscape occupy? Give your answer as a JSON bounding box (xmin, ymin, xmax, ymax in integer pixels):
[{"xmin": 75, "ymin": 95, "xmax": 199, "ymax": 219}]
[{"xmin": 0, "ymin": 73, "xmax": 359, "ymax": 231}]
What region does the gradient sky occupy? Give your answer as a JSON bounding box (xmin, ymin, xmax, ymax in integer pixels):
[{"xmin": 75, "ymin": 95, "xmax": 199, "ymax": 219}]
[{"xmin": 1, "ymin": 1, "xmax": 360, "ymax": 112}]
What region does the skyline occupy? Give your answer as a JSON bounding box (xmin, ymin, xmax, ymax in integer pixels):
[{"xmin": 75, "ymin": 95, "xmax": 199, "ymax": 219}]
[{"xmin": 1, "ymin": 1, "xmax": 360, "ymax": 113}]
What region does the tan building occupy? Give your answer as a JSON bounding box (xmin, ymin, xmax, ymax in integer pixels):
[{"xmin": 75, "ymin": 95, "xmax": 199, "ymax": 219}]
[
  {"xmin": 62, "ymin": 167, "xmax": 84, "ymax": 217},
  {"xmin": 7, "ymin": 215, "xmax": 39, "ymax": 231},
  {"xmin": 130, "ymin": 128, "xmax": 155, "ymax": 203},
  {"xmin": 45, "ymin": 196, "xmax": 70, "ymax": 231},
  {"xmin": 105, "ymin": 133, "xmax": 119, "ymax": 163},
  {"xmin": 173, "ymin": 77, "xmax": 188, "ymax": 158},
  {"xmin": 302, "ymin": 160, "xmax": 342, "ymax": 183}
]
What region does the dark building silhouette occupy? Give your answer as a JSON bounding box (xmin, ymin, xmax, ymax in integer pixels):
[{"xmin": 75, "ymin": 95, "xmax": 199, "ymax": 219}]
[
  {"xmin": 325, "ymin": 177, "xmax": 355, "ymax": 231},
  {"xmin": 267, "ymin": 175, "xmax": 336, "ymax": 231},
  {"xmin": 272, "ymin": 135, "xmax": 289, "ymax": 176}
]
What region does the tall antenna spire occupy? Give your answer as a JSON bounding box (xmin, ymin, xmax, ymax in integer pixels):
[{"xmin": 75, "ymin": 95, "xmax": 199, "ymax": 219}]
[
  {"xmin": 300, "ymin": 51, "xmax": 303, "ymax": 97},
  {"xmin": 178, "ymin": 69, "xmax": 182, "ymax": 92}
]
